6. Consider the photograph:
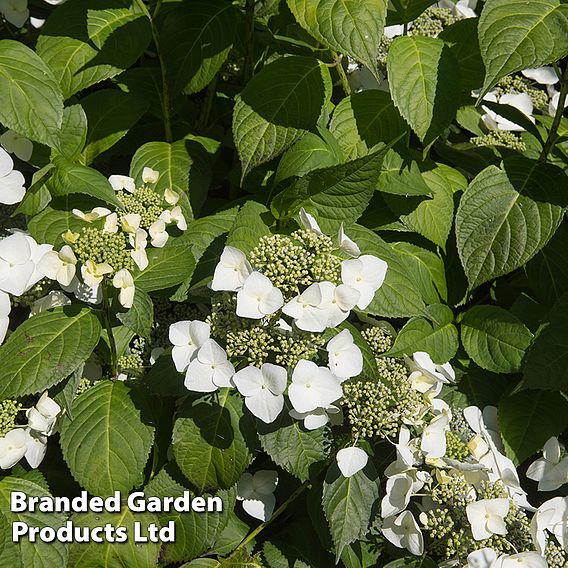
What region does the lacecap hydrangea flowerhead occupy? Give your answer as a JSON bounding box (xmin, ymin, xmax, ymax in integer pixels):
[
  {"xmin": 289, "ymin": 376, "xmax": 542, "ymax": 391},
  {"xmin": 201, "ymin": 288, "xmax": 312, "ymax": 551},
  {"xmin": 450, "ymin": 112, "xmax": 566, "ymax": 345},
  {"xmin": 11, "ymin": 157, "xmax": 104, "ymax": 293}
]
[{"xmin": 37, "ymin": 169, "xmax": 187, "ymax": 309}]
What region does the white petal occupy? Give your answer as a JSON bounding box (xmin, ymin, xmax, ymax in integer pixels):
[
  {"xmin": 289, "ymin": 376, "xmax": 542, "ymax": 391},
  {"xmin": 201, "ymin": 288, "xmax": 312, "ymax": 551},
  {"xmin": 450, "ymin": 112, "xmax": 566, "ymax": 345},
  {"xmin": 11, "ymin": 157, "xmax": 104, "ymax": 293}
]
[
  {"xmin": 0, "ymin": 147, "xmax": 13, "ymax": 177},
  {"xmin": 521, "ymin": 67, "xmax": 559, "ymax": 85},
  {"xmin": 261, "ymin": 363, "xmax": 287, "ymax": 395},
  {"xmin": 184, "ymin": 359, "xmax": 217, "ymax": 392},
  {"xmin": 233, "ymin": 366, "xmax": 264, "ymax": 397},
  {"xmin": 467, "ymin": 548, "xmax": 497, "ymax": 568},
  {"xmin": 242, "ymin": 494, "xmax": 275, "ymax": 521},
  {"xmin": 0, "ymin": 170, "xmax": 26, "ymax": 204},
  {"xmin": 336, "ymin": 447, "xmax": 368, "ymax": 477},
  {"xmin": 298, "ymin": 208, "xmax": 322, "ymax": 234},
  {"xmin": 245, "ymin": 390, "xmax": 284, "ymax": 423}
]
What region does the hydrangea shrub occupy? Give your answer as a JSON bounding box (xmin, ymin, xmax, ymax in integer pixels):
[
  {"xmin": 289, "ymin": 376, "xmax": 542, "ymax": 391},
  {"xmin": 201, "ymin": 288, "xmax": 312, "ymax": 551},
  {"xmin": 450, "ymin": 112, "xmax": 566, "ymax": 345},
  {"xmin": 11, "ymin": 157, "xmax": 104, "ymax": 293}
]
[{"xmin": 0, "ymin": 0, "xmax": 567, "ymax": 567}]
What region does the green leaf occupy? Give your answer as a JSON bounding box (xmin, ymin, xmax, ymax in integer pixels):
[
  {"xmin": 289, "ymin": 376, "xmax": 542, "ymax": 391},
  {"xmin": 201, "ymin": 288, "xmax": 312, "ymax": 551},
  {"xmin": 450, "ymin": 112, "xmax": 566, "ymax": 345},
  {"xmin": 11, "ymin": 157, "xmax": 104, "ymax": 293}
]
[
  {"xmin": 386, "ymin": 0, "xmax": 437, "ymax": 24},
  {"xmin": 452, "ymin": 365, "xmax": 511, "ymax": 409},
  {"xmin": 50, "ymin": 159, "xmax": 122, "ymax": 207},
  {"xmin": 329, "ymin": 91, "xmax": 407, "ymax": 160},
  {"xmin": 460, "ymin": 305, "xmax": 533, "ymax": 374},
  {"xmin": 400, "ymin": 164, "xmax": 466, "ymax": 250},
  {"xmin": 134, "ymin": 242, "xmax": 195, "ymax": 293},
  {"xmin": 287, "ymin": 0, "xmax": 387, "ymax": 77},
  {"xmin": 257, "ymin": 402, "xmax": 331, "ymax": 482},
  {"xmin": 455, "ymin": 160, "xmax": 568, "ymax": 289},
  {"xmin": 499, "ymin": 390, "xmax": 568, "ymax": 465},
  {"xmin": 272, "ymin": 148, "xmax": 388, "ymax": 234},
  {"xmin": 117, "ymin": 288, "xmax": 154, "ymax": 338},
  {"xmin": 81, "ymin": 89, "xmax": 148, "ymax": 164},
  {"xmin": 275, "ymin": 133, "xmax": 340, "ymax": 185},
  {"xmin": 160, "ymin": 0, "xmax": 237, "ymax": 94},
  {"xmin": 0, "ymin": 307, "xmax": 101, "ymax": 398},
  {"xmin": 0, "ymin": 40, "xmax": 63, "ymax": 148},
  {"xmin": 226, "ymin": 201, "xmax": 271, "ymax": 256},
  {"xmin": 522, "ymin": 294, "xmax": 568, "ymax": 391},
  {"xmin": 172, "ymin": 390, "xmax": 258, "ymax": 491},
  {"xmin": 145, "ymin": 467, "xmax": 234, "ymax": 564},
  {"xmin": 60, "ymin": 381, "xmax": 155, "ymax": 496},
  {"xmin": 387, "ymin": 36, "xmax": 460, "ymax": 145},
  {"xmin": 391, "ymin": 241, "xmax": 447, "ymax": 304},
  {"xmin": 478, "ymin": 0, "xmax": 568, "ymax": 97},
  {"xmin": 0, "ymin": 477, "xmax": 68, "ymax": 568},
  {"xmin": 54, "ymin": 105, "xmax": 88, "ymax": 161},
  {"xmin": 388, "ymin": 304, "xmax": 458, "ymax": 363},
  {"xmin": 130, "ymin": 140, "xmax": 194, "ymax": 221},
  {"xmin": 67, "ymin": 508, "xmax": 160, "ymax": 568},
  {"xmin": 439, "ymin": 18, "xmax": 484, "ymax": 92},
  {"xmin": 376, "ymin": 150, "xmax": 432, "ymax": 197},
  {"xmin": 51, "ymin": 364, "xmax": 84, "ymax": 420},
  {"xmin": 322, "ymin": 462, "xmax": 380, "ymax": 561},
  {"xmin": 526, "ymin": 223, "xmax": 568, "ymax": 306},
  {"xmin": 262, "ymin": 542, "xmax": 310, "ymax": 568},
  {"xmin": 37, "ymin": 1, "xmax": 152, "ymax": 99},
  {"xmin": 28, "ymin": 206, "xmax": 88, "ymax": 247},
  {"xmin": 233, "ymin": 56, "xmax": 332, "ymax": 178}
]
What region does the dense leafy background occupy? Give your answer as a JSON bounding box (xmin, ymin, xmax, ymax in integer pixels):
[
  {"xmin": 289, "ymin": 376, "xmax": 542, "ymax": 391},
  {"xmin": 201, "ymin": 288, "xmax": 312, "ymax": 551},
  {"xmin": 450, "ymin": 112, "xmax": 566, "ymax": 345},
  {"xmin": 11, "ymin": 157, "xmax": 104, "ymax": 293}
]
[{"xmin": 0, "ymin": 0, "xmax": 567, "ymax": 566}]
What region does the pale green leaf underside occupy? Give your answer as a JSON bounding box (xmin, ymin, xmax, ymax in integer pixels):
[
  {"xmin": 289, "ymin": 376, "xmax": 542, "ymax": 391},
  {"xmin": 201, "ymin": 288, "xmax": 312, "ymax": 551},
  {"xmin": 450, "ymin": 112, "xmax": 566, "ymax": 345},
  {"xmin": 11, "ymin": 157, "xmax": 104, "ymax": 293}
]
[{"xmin": 60, "ymin": 381, "xmax": 155, "ymax": 496}]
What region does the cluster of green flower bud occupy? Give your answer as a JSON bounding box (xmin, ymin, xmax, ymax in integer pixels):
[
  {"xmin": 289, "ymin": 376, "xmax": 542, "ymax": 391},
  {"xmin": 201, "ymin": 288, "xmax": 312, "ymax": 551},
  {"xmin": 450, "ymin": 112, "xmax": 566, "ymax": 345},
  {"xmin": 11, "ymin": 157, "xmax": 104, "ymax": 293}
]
[
  {"xmin": 472, "ymin": 130, "xmax": 527, "ymax": 152},
  {"xmin": 377, "ymin": 36, "xmax": 393, "ymax": 70},
  {"xmin": 248, "ymin": 230, "xmax": 341, "ymax": 299},
  {"xmin": 343, "ymin": 360, "xmax": 423, "ymax": 439},
  {"xmin": 273, "ymin": 332, "xmax": 325, "ymax": 368},
  {"xmin": 0, "ymin": 399, "xmax": 22, "ymax": 437},
  {"xmin": 445, "ymin": 430, "xmax": 471, "ymax": 461},
  {"xmin": 361, "ymin": 325, "xmax": 393, "ymax": 355},
  {"xmin": 424, "ymin": 478, "xmax": 534, "ymax": 563},
  {"xmin": 208, "ymin": 294, "xmax": 325, "ymax": 368},
  {"xmin": 73, "ymin": 227, "xmax": 134, "ymax": 275},
  {"xmin": 227, "ymin": 325, "xmax": 277, "ymax": 368},
  {"xmin": 495, "ymin": 75, "xmax": 550, "ymax": 111},
  {"xmin": 117, "ymin": 187, "xmax": 165, "ymax": 229},
  {"xmin": 118, "ymin": 353, "xmax": 144, "ymax": 372},
  {"xmin": 450, "ymin": 410, "xmax": 475, "ymax": 444},
  {"xmin": 409, "ymin": 7, "xmax": 459, "ymax": 38},
  {"xmin": 545, "ymin": 539, "xmax": 568, "ymax": 567},
  {"xmin": 75, "ymin": 377, "xmax": 96, "ymax": 397}
]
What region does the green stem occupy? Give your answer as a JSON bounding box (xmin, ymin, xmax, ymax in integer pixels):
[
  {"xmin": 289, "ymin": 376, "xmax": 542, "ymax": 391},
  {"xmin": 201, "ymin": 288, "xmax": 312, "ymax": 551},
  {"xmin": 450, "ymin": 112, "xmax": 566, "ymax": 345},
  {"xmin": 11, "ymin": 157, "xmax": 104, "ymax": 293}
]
[
  {"xmin": 538, "ymin": 63, "xmax": 568, "ymax": 164},
  {"xmin": 101, "ymin": 284, "xmax": 118, "ymax": 377},
  {"xmin": 152, "ymin": 0, "xmax": 164, "ymax": 18},
  {"xmin": 197, "ymin": 73, "xmax": 218, "ymax": 131},
  {"xmin": 135, "ymin": 0, "xmax": 173, "ymax": 142},
  {"xmin": 332, "ymin": 51, "xmax": 351, "ymax": 97},
  {"xmin": 234, "ymin": 480, "xmax": 310, "ymax": 553},
  {"xmin": 243, "ymin": 0, "xmax": 256, "ymax": 84}
]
